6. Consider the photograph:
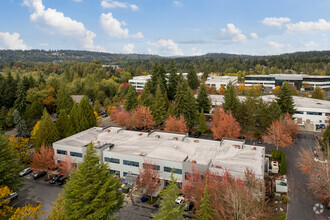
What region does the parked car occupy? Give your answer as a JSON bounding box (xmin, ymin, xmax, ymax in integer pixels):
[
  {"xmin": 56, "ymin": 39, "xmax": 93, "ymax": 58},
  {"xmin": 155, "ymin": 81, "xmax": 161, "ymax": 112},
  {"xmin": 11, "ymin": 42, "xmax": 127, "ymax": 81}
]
[
  {"xmin": 19, "ymin": 168, "xmax": 32, "ymax": 177},
  {"xmin": 50, "ymin": 175, "xmax": 62, "ymax": 184},
  {"xmin": 175, "ymin": 196, "xmax": 185, "ymax": 204},
  {"xmin": 57, "ymin": 176, "xmax": 68, "ymax": 185},
  {"xmin": 194, "ymin": 132, "xmax": 201, "ymax": 138},
  {"xmin": 185, "ymin": 202, "xmax": 194, "ymax": 211},
  {"xmin": 257, "ymin": 138, "xmax": 262, "ymax": 144},
  {"xmin": 32, "ymin": 171, "xmax": 46, "ymax": 180},
  {"xmin": 2, "ymin": 192, "xmax": 18, "ymax": 202}
]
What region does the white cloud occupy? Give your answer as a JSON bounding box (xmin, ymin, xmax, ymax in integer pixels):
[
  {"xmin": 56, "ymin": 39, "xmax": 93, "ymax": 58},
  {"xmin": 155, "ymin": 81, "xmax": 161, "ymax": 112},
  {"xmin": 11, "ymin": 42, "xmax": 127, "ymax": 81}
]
[
  {"xmin": 268, "ymin": 41, "xmax": 291, "ymax": 49},
  {"xmin": 23, "ymin": 0, "xmax": 104, "ymax": 51},
  {"xmin": 262, "ymin": 17, "xmax": 290, "ymax": 27},
  {"xmin": 123, "ymin": 43, "xmax": 134, "ymax": 53},
  {"xmin": 221, "ymin": 24, "xmax": 247, "ymax": 42},
  {"xmin": 0, "ymin": 32, "xmax": 30, "ymax": 50},
  {"xmin": 72, "ymin": 0, "xmax": 82, "ymax": 2},
  {"xmin": 305, "ymin": 41, "xmax": 319, "ymax": 48},
  {"xmin": 191, "ymin": 48, "xmax": 203, "ymax": 56},
  {"xmin": 250, "ymin": 32, "xmax": 258, "ymax": 39},
  {"xmin": 100, "ymin": 12, "xmax": 143, "ymax": 38},
  {"xmin": 147, "ymin": 39, "xmax": 183, "ymax": 56},
  {"xmin": 101, "ymin": 0, "xmax": 139, "ymax": 11},
  {"xmin": 286, "ymin": 19, "xmax": 330, "ymax": 33},
  {"xmin": 173, "ymin": 1, "xmax": 183, "ymax": 7}
]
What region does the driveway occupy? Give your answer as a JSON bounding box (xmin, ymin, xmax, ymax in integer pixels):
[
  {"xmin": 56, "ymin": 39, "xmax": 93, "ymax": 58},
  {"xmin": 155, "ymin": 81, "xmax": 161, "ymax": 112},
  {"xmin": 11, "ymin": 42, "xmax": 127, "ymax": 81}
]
[
  {"xmin": 12, "ymin": 174, "xmax": 64, "ymax": 219},
  {"xmin": 282, "ymin": 131, "xmax": 330, "ymax": 219}
]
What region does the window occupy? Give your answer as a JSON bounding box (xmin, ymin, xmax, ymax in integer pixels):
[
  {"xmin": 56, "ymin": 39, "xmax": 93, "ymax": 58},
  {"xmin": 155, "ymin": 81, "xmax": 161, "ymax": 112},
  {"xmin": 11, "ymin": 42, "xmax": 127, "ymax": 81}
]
[
  {"xmin": 143, "ymin": 163, "xmax": 160, "ymax": 170},
  {"xmin": 123, "ymin": 160, "xmax": 139, "ymax": 167},
  {"xmin": 70, "ymin": 152, "xmax": 82, "ymax": 158},
  {"xmin": 123, "ymin": 172, "xmax": 138, "ymax": 176},
  {"xmin": 57, "ymin": 160, "xmax": 61, "ymax": 163},
  {"xmin": 110, "ymin": 170, "xmax": 120, "ymax": 177},
  {"xmin": 164, "ymin": 166, "xmax": 182, "ymax": 174},
  {"xmin": 294, "ymin": 111, "xmax": 304, "ymax": 114},
  {"xmin": 307, "ymin": 112, "xmax": 322, "ymax": 116},
  {"xmin": 57, "ymin": 149, "xmax": 67, "ymax": 155},
  {"xmin": 104, "ymin": 157, "xmax": 120, "ymax": 164}
]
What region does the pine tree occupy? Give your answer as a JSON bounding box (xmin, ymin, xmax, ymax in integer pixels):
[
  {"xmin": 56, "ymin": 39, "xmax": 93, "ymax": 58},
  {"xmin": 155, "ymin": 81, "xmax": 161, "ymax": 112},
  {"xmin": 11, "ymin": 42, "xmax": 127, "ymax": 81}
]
[
  {"xmin": 70, "ymin": 102, "xmax": 79, "ymax": 133},
  {"xmin": 55, "ymin": 110, "xmax": 74, "ymax": 139},
  {"xmin": 312, "ymin": 86, "xmax": 325, "ymax": 100},
  {"xmin": 152, "ymin": 85, "xmax": 168, "ymax": 124},
  {"xmin": 103, "ymin": 97, "xmax": 111, "ymax": 108},
  {"xmin": 223, "ymin": 82, "xmax": 239, "ymax": 115},
  {"xmin": 13, "ymin": 109, "xmax": 29, "ymax": 138},
  {"xmin": 167, "ymin": 61, "xmax": 178, "ymax": 100},
  {"xmin": 276, "ymin": 82, "xmax": 295, "ymax": 115},
  {"xmin": 56, "ymin": 88, "xmax": 73, "ymax": 114},
  {"xmin": 63, "ymin": 144, "xmax": 124, "ymax": 219},
  {"xmin": 77, "ymin": 96, "xmax": 97, "ymax": 132},
  {"xmin": 93, "ymin": 100, "xmax": 101, "ymax": 113},
  {"xmin": 197, "ymin": 183, "xmax": 213, "ymax": 220},
  {"xmin": 153, "ymin": 171, "xmax": 185, "ymax": 220},
  {"xmin": 34, "ymin": 109, "xmax": 60, "ymax": 149},
  {"xmin": 197, "ymin": 110, "xmax": 207, "ymax": 133},
  {"xmin": 14, "ymin": 81, "xmax": 26, "ymax": 114},
  {"xmin": 3, "ymin": 72, "xmax": 17, "ymax": 108},
  {"xmin": 140, "ymin": 82, "xmax": 154, "ymax": 107},
  {"xmin": 236, "ymin": 97, "xmax": 257, "ymax": 135},
  {"xmin": 0, "ymin": 106, "xmax": 8, "ymax": 131},
  {"xmin": 124, "ymin": 86, "xmax": 138, "ymax": 111},
  {"xmin": 196, "ymin": 83, "xmax": 212, "ymax": 113},
  {"xmin": 0, "ymin": 134, "xmax": 22, "ymax": 190},
  {"xmin": 187, "ymin": 64, "xmax": 200, "ymax": 90}
]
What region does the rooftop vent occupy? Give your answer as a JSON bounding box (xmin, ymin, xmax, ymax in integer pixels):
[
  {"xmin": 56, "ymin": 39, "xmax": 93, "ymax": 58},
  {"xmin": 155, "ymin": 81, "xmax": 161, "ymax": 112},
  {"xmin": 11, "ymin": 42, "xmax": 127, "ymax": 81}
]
[
  {"xmin": 138, "ymin": 133, "xmax": 143, "ymax": 136},
  {"xmin": 192, "ymin": 160, "xmax": 196, "ymax": 164},
  {"xmin": 106, "ymin": 129, "xmax": 111, "ymax": 132},
  {"xmin": 173, "ymin": 137, "xmax": 178, "ymax": 140},
  {"xmin": 155, "ymin": 135, "xmax": 160, "ymax": 138},
  {"xmin": 216, "ymin": 165, "xmax": 222, "ymax": 169},
  {"xmin": 252, "ymin": 147, "xmax": 257, "ymax": 150},
  {"xmin": 194, "ymin": 140, "xmax": 199, "ymax": 143},
  {"xmin": 233, "ymin": 145, "xmax": 241, "ymax": 149},
  {"xmin": 140, "ymin": 152, "xmax": 146, "ymax": 156},
  {"xmin": 107, "ymin": 143, "xmax": 114, "ymax": 150}
]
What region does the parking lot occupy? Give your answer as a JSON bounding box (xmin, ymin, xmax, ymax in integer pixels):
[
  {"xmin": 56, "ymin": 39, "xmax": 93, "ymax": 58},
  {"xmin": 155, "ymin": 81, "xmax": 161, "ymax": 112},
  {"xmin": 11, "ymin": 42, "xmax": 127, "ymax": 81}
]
[{"xmin": 12, "ymin": 174, "xmax": 64, "ymax": 219}]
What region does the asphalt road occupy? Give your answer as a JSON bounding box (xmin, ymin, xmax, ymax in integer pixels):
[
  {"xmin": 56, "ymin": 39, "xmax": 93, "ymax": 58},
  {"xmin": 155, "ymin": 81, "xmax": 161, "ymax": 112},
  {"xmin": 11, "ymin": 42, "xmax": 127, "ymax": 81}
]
[
  {"xmin": 282, "ymin": 132, "xmax": 330, "ymax": 220},
  {"xmin": 12, "ymin": 174, "xmax": 64, "ymax": 219}
]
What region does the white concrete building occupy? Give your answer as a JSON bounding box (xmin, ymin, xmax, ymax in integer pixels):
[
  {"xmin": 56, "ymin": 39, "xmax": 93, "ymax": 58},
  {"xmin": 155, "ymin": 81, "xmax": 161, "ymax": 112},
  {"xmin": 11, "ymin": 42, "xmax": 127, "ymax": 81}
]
[
  {"xmin": 53, "ymin": 127, "xmax": 266, "ymax": 183},
  {"xmin": 207, "ymin": 95, "xmax": 330, "ymax": 130},
  {"xmin": 128, "ymin": 75, "xmax": 151, "ymax": 91},
  {"xmin": 205, "ymin": 75, "xmax": 238, "ymax": 90}
]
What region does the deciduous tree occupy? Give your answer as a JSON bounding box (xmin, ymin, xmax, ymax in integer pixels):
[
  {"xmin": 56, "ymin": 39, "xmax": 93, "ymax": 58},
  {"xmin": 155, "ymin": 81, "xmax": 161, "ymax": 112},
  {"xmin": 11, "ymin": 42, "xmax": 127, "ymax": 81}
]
[
  {"xmin": 312, "ymin": 86, "xmax": 325, "ymax": 100},
  {"xmin": 262, "ymin": 120, "xmax": 293, "ymax": 150},
  {"xmin": 283, "ymin": 113, "xmax": 300, "ymax": 138},
  {"xmin": 136, "ymin": 160, "xmax": 162, "ymax": 198},
  {"xmin": 9, "ymin": 203, "xmax": 43, "ymax": 220},
  {"xmin": 48, "ymin": 194, "xmax": 65, "ymax": 220},
  {"xmin": 58, "ymin": 154, "xmax": 76, "ymax": 178},
  {"xmin": 131, "ymin": 105, "xmax": 155, "ymax": 129},
  {"xmin": 164, "ymin": 115, "xmax": 188, "ymax": 133},
  {"xmin": 31, "ymin": 145, "xmax": 57, "ymax": 178},
  {"xmin": 8, "ymin": 136, "xmax": 30, "ymax": 163},
  {"xmin": 211, "ymin": 108, "xmax": 241, "ymax": 140}
]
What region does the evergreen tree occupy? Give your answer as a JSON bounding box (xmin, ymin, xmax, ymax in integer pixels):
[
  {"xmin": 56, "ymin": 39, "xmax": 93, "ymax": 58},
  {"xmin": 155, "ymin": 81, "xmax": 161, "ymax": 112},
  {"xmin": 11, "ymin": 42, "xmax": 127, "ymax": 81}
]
[
  {"xmin": 312, "ymin": 86, "xmax": 325, "ymax": 100},
  {"xmin": 77, "ymin": 97, "xmax": 97, "ymax": 132},
  {"xmin": 276, "ymin": 82, "xmax": 295, "ymax": 115},
  {"xmin": 187, "ymin": 64, "xmax": 200, "ymax": 90},
  {"xmin": 196, "ymin": 83, "xmax": 212, "ymax": 113},
  {"xmin": 0, "ymin": 106, "xmax": 7, "ymax": 131},
  {"xmin": 93, "ymin": 100, "xmax": 101, "ymax": 113},
  {"xmin": 56, "ymin": 88, "xmax": 73, "ymax": 114},
  {"xmin": 24, "ymin": 100, "xmax": 43, "ymax": 130},
  {"xmin": 257, "ymin": 101, "xmax": 282, "ymax": 133},
  {"xmin": 0, "ymin": 134, "xmax": 22, "ymax": 190},
  {"xmin": 70, "ymin": 103, "xmax": 79, "ymax": 133},
  {"xmin": 236, "ymin": 97, "xmax": 257, "ymax": 135},
  {"xmin": 13, "ymin": 109, "xmax": 29, "ymax": 138},
  {"xmin": 3, "ymin": 72, "xmax": 17, "ymax": 108},
  {"xmin": 223, "ymin": 82, "xmax": 239, "ymax": 115},
  {"xmin": 153, "ymin": 171, "xmax": 185, "ymax": 220},
  {"xmin": 197, "ymin": 110, "xmax": 207, "ymax": 133},
  {"xmin": 34, "ymin": 109, "xmax": 60, "ymax": 149},
  {"xmin": 197, "ymin": 183, "xmax": 213, "ymax": 220},
  {"xmin": 152, "ymin": 85, "xmax": 168, "ymax": 124},
  {"xmin": 103, "ymin": 97, "xmax": 111, "ymax": 107},
  {"xmin": 64, "ymin": 144, "xmax": 124, "ymax": 219},
  {"xmin": 322, "ymin": 125, "xmax": 330, "ymax": 150},
  {"xmin": 124, "ymin": 86, "xmax": 138, "ymax": 111},
  {"xmin": 140, "ymin": 82, "xmax": 154, "ymax": 107},
  {"xmin": 167, "ymin": 61, "xmax": 179, "ymax": 100},
  {"xmin": 55, "ymin": 110, "xmax": 74, "ymax": 139},
  {"xmin": 14, "ymin": 81, "xmax": 26, "ymax": 114}
]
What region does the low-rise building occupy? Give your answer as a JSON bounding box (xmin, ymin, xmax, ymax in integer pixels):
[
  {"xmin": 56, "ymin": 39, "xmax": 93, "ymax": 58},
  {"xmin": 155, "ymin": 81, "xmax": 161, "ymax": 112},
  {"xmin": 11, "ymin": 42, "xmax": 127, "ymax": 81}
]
[
  {"xmin": 205, "ymin": 75, "xmax": 238, "ymax": 90},
  {"xmin": 128, "ymin": 75, "xmax": 151, "ymax": 91},
  {"xmin": 53, "ymin": 127, "xmax": 266, "ymax": 184}
]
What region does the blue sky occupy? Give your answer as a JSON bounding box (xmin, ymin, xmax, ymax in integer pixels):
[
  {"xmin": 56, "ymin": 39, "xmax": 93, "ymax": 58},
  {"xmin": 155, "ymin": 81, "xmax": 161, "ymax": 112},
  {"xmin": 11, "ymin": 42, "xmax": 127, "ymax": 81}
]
[{"xmin": 0, "ymin": 0, "xmax": 330, "ymax": 56}]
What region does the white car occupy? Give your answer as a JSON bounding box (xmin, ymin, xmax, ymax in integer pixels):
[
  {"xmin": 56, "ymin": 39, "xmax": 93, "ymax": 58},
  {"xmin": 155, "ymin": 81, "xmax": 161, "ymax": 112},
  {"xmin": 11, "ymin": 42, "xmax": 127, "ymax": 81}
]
[
  {"xmin": 314, "ymin": 157, "xmax": 327, "ymax": 164},
  {"xmin": 19, "ymin": 168, "xmax": 32, "ymax": 177},
  {"xmin": 175, "ymin": 196, "xmax": 184, "ymax": 204}
]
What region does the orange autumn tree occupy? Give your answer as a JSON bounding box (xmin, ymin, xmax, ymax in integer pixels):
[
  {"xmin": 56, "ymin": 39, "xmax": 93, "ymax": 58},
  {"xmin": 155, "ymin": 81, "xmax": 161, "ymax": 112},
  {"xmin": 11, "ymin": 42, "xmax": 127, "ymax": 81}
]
[
  {"xmin": 0, "ymin": 186, "xmax": 14, "ymax": 218},
  {"xmin": 58, "ymin": 154, "xmax": 76, "ymax": 178},
  {"xmin": 31, "ymin": 145, "xmax": 58, "ymax": 178},
  {"xmin": 263, "ymin": 120, "xmax": 293, "ymax": 150},
  {"xmin": 211, "ymin": 108, "xmax": 241, "ymax": 140},
  {"xmin": 136, "ymin": 160, "xmax": 162, "ymax": 198},
  {"xmin": 164, "ymin": 115, "xmax": 188, "ymax": 133},
  {"xmin": 9, "ymin": 204, "xmax": 44, "ymax": 220},
  {"xmin": 283, "ymin": 113, "xmax": 300, "ymax": 138},
  {"xmin": 131, "ymin": 105, "xmax": 155, "ymax": 129}
]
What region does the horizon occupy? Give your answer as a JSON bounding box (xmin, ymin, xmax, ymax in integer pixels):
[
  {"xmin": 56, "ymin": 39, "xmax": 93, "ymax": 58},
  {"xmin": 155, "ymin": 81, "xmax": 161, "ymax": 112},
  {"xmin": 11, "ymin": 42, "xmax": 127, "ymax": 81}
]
[{"xmin": 1, "ymin": 0, "xmax": 330, "ymax": 56}]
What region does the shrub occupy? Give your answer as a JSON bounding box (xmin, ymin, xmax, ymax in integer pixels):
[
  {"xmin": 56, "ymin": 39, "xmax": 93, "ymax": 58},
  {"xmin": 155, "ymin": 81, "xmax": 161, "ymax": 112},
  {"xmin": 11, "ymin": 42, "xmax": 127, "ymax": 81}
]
[
  {"xmin": 272, "ymin": 150, "xmax": 283, "ymax": 160},
  {"xmin": 280, "ymin": 153, "xmax": 287, "ymax": 175},
  {"xmin": 281, "ymin": 195, "xmax": 289, "ymax": 203}
]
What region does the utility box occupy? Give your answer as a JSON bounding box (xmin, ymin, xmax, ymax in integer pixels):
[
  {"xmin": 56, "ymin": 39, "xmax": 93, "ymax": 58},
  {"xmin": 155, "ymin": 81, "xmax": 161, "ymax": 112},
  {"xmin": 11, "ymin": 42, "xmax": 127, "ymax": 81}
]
[
  {"xmin": 271, "ymin": 161, "xmax": 279, "ymax": 174},
  {"xmin": 276, "ymin": 179, "xmax": 288, "ymax": 193}
]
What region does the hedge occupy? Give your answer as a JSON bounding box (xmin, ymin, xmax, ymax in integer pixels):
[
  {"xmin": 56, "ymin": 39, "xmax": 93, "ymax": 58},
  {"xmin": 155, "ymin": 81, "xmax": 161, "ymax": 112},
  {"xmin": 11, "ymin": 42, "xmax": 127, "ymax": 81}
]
[
  {"xmin": 272, "ymin": 150, "xmax": 283, "ymax": 160},
  {"xmin": 280, "ymin": 153, "xmax": 287, "ymax": 175}
]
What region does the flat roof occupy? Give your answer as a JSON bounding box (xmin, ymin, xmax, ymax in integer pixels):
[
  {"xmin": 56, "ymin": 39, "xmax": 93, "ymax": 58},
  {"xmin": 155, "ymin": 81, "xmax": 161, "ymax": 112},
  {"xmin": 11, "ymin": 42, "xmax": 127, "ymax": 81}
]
[
  {"xmin": 205, "ymin": 75, "xmax": 238, "ymax": 83},
  {"xmin": 54, "ymin": 127, "xmax": 265, "ymax": 177},
  {"xmin": 246, "ymin": 74, "xmax": 330, "ymax": 80}
]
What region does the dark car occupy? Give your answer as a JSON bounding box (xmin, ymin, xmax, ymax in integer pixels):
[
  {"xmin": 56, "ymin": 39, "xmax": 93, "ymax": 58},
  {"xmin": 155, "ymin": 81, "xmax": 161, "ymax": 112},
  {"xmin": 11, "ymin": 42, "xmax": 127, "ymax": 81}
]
[
  {"xmin": 32, "ymin": 171, "xmax": 46, "ymax": 180},
  {"xmin": 238, "ymin": 136, "xmax": 245, "ymax": 140},
  {"xmin": 19, "ymin": 168, "xmax": 32, "ymax": 177},
  {"xmin": 57, "ymin": 176, "xmax": 68, "ymax": 185},
  {"xmin": 185, "ymin": 202, "xmax": 194, "ymax": 211},
  {"xmin": 2, "ymin": 192, "xmax": 18, "ymax": 202},
  {"xmin": 50, "ymin": 175, "xmax": 62, "ymax": 184},
  {"xmin": 257, "ymin": 138, "xmax": 262, "ymax": 144},
  {"xmin": 194, "ymin": 132, "xmax": 201, "ymax": 138}
]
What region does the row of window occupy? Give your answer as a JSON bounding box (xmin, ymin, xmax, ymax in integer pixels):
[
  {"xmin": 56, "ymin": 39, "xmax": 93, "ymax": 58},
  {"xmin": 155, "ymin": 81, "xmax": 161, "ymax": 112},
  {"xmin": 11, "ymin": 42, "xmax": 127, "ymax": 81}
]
[
  {"xmin": 295, "ymin": 111, "xmax": 327, "ymax": 116},
  {"xmin": 57, "ymin": 150, "xmax": 82, "ymax": 158}
]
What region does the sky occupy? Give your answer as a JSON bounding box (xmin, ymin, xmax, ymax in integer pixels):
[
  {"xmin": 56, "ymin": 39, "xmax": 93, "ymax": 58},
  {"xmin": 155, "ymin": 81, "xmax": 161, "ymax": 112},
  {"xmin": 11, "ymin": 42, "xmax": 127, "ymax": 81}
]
[{"xmin": 0, "ymin": 0, "xmax": 330, "ymax": 56}]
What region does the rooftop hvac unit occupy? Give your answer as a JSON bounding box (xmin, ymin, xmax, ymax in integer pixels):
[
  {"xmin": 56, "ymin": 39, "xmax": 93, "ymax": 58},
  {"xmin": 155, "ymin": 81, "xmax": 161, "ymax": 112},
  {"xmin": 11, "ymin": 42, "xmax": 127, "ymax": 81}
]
[
  {"xmin": 107, "ymin": 143, "xmax": 114, "ymax": 150},
  {"xmin": 173, "ymin": 137, "xmax": 178, "ymax": 140},
  {"xmin": 194, "ymin": 140, "xmax": 199, "ymax": 143},
  {"xmin": 140, "ymin": 152, "xmax": 146, "ymax": 156},
  {"xmin": 155, "ymin": 135, "xmax": 160, "ymax": 138},
  {"xmin": 191, "ymin": 160, "xmax": 196, "ymax": 164}
]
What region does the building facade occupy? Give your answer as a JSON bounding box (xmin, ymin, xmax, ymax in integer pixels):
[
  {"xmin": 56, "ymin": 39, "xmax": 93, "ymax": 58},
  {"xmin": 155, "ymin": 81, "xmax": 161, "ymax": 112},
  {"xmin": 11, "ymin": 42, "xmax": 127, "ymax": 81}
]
[
  {"xmin": 128, "ymin": 75, "xmax": 151, "ymax": 91},
  {"xmin": 205, "ymin": 75, "xmax": 238, "ymax": 90}
]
